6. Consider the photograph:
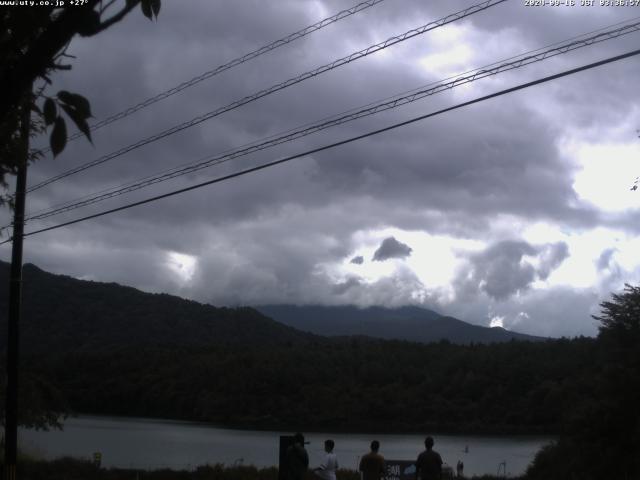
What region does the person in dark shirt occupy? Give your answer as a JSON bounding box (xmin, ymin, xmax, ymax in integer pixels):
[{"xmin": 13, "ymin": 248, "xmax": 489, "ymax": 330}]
[
  {"xmin": 415, "ymin": 437, "xmax": 443, "ymax": 480},
  {"xmin": 286, "ymin": 432, "xmax": 309, "ymax": 480},
  {"xmin": 359, "ymin": 440, "xmax": 386, "ymax": 480}
]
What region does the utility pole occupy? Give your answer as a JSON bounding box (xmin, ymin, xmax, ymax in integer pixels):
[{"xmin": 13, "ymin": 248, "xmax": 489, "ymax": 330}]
[{"xmin": 4, "ymin": 88, "xmax": 31, "ymax": 480}]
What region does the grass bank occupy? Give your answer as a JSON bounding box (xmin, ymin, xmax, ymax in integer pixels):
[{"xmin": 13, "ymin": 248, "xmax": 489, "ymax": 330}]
[{"xmin": 1, "ymin": 457, "xmax": 522, "ymax": 480}]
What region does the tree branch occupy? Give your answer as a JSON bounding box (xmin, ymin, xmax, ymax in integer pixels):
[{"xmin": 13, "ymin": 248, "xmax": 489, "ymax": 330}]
[
  {"xmin": 91, "ymin": 0, "xmax": 140, "ymax": 35},
  {"xmin": 0, "ymin": 3, "xmax": 100, "ymax": 124},
  {"xmin": 0, "ymin": 0, "xmax": 141, "ymax": 127},
  {"xmin": 100, "ymin": 0, "xmax": 119, "ymax": 15}
]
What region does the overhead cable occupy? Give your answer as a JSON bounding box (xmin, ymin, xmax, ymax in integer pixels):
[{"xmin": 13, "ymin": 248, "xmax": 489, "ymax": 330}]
[
  {"xmin": 23, "ymin": 18, "xmax": 640, "ymax": 222},
  {"xmin": 36, "ymin": 0, "xmax": 389, "ymax": 154},
  {"xmin": 2, "ymin": 47, "xmax": 637, "ymax": 244},
  {"xmin": 26, "ymin": 0, "xmax": 508, "ymax": 193}
]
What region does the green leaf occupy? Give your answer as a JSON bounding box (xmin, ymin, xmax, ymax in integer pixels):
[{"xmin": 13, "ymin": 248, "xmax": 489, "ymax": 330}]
[
  {"xmin": 58, "ymin": 90, "xmax": 92, "ymax": 118},
  {"xmin": 76, "ymin": 9, "xmax": 101, "ymax": 36},
  {"xmin": 50, "ymin": 116, "xmax": 67, "ymax": 157},
  {"xmin": 150, "ymin": 0, "xmax": 160, "ymax": 18},
  {"xmin": 43, "ymin": 98, "xmax": 56, "ymax": 126},
  {"xmin": 141, "ymin": 0, "xmax": 152, "ymax": 20},
  {"xmin": 57, "ymin": 90, "xmax": 72, "ymax": 104},
  {"xmin": 60, "ymin": 103, "xmax": 92, "ymax": 143}
]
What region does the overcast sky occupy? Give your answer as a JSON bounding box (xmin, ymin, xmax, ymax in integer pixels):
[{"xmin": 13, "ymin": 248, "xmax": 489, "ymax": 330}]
[{"xmin": 2, "ymin": 0, "xmax": 640, "ymax": 337}]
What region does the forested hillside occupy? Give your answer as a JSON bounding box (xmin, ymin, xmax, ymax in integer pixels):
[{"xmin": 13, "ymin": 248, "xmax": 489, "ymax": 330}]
[
  {"xmin": 26, "ymin": 337, "xmax": 596, "ymax": 434},
  {"xmin": 0, "ymin": 262, "xmax": 314, "ymax": 353}
]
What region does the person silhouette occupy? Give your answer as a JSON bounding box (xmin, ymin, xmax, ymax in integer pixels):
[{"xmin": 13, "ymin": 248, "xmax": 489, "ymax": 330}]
[
  {"xmin": 314, "ymin": 439, "xmax": 338, "ymax": 480},
  {"xmin": 359, "ymin": 440, "xmax": 386, "ymax": 480},
  {"xmin": 415, "ymin": 437, "xmax": 443, "ymax": 480},
  {"xmin": 285, "ymin": 432, "xmax": 309, "ymax": 480}
]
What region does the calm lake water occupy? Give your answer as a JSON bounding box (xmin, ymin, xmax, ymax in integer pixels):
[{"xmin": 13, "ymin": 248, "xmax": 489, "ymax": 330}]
[{"xmin": 19, "ymin": 415, "xmax": 552, "ymax": 477}]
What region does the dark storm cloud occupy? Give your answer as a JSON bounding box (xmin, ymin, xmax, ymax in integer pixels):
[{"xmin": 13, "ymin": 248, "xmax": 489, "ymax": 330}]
[
  {"xmin": 595, "ymin": 247, "xmax": 623, "ymax": 285},
  {"xmin": 372, "ymin": 237, "xmax": 413, "ymax": 262},
  {"xmin": 537, "ymin": 242, "xmax": 570, "ymax": 281},
  {"xmin": 304, "ymin": 99, "xmax": 602, "ymax": 231},
  {"xmin": 596, "ymin": 248, "xmax": 617, "ymax": 271},
  {"xmin": 328, "ymin": 267, "xmax": 430, "ymax": 308},
  {"xmin": 454, "ymin": 240, "xmax": 569, "ymax": 301},
  {"xmin": 350, "ymin": 255, "xmax": 364, "ymax": 265},
  {"xmin": 455, "ymin": 240, "xmax": 537, "ymax": 301},
  {"xmin": 332, "ymin": 276, "xmax": 362, "ymax": 295},
  {"xmin": 17, "ymin": 0, "xmax": 633, "ymax": 235}
]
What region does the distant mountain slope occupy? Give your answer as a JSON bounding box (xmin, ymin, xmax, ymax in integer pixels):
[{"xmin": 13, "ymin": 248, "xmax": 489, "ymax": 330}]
[
  {"xmin": 0, "ymin": 261, "xmax": 313, "ymax": 354},
  {"xmin": 257, "ymin": 305, "xmax": 545, "ymax": 344}
]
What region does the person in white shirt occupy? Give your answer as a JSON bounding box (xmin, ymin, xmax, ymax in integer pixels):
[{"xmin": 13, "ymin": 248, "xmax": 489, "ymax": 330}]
[{"xmin": 314, "ymin": 439, "xmax": 338, "ymax": 480}]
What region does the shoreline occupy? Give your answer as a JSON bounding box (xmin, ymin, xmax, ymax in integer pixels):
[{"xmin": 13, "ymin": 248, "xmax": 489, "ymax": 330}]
[
  {"xmin": 2, "ymin": 457, "xmax": 522, "ymax": 480},
  {"xmin": 57, "ymin": 412, "xmax": 558, "ymax": 438},
  {"xmin": 20, "ymin": 415, "xmax": 547, "ymax": 477}
]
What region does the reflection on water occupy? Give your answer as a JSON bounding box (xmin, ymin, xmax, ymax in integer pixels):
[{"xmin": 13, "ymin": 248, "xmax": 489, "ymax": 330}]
[{"xmin": 19, "ymin": 415, "xmax": 552, "ymax": 477}]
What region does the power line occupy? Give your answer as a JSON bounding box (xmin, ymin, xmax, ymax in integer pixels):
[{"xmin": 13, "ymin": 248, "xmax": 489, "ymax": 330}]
[
  {"xmin": 3, "ymin": 47, "xmax": 638, "ymax": 245},
  {"xmin": 22, "ymin": 18, "xmax": 640, "ymax": 223},
  {"xmin": 18, "ymin": 17, "xmax": 640, "ymax": 222},
  {"xmin": 26, "ymin": 0, "xmax": 508, "ymax": 193},
  {"xmin": 35, "ymin": 0, "xmax": 389, "ymax": 154},
  {"xmin": 12, "ymin": 16, "xmax": 640, "ymax": 225}
]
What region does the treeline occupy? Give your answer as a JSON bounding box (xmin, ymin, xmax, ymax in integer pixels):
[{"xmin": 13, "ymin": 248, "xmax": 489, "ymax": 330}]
[
  {"xmin": 525, "ymin": 285, "xmax": 640, "ymax": 480},
  {"xmin": 24, "ymin": 337, "xmax": 597, "ymax": 434}
]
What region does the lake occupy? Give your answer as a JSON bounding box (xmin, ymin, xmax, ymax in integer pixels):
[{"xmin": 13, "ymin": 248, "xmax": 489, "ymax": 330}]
[{"xmin": 19, "ymin": 415, "xmax": 551, "ymax": 477}]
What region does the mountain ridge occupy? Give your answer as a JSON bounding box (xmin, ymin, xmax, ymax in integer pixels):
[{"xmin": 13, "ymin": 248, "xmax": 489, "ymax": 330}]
[
  {"xmin": 257, "ymin": 304, "xmax": 545, "ymax": 344},
  {"xmin": 0, "ymin": 261, "xmax": 544, "ymax": 353},
  {"xmin": 0, "ymin": 261, "xmax": 314, "ymax": 354}
]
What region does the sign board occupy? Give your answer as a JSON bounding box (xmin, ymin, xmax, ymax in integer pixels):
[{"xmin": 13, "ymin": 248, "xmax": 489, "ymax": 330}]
[
  {"xmin": 384, "ymin": 460, "xmax": 454, "ymax": 480},
  {"xmin": 383, "ymin": 460, "xmax": 415, "ymax": 480}
]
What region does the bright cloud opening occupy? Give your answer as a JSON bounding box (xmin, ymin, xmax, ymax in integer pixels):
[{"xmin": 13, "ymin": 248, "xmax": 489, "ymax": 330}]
[
  {"xmin": 569, "ymin": 141, "xmax": 640, "ymax": 212},
  {"xmin": 489, "ymin": 315, "xmax": 504, "ymax": 328},
  {"xmin": 342, "ymin": 228, "xmax": 484, "ymax": 290},
  {"xmin": 166, "ymin": 252, "xmax": 197, "ymax": 283}
]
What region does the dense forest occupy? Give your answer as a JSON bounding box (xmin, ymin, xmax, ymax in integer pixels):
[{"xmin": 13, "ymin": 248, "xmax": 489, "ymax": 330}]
[{"xmin": 19, "ymin": 337, "xmax": 596, "ymax": 435}]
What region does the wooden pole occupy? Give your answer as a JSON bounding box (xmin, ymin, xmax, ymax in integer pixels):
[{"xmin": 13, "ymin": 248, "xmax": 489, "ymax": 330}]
[{"xmin": 4, "ymin": 87, "xmax": 30, "ymax": 480}]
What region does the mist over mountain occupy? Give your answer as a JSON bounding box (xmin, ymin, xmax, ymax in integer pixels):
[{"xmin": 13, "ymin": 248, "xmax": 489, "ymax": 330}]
[{"xmin": 257, "ymin": 305, "xmax": 546, "ymax": 344}]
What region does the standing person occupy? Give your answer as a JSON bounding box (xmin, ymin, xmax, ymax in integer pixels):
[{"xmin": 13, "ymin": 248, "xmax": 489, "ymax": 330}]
[
  {"xmin": 359, "ymin": 440, "xmax": 386, "ymax": 480},
  {"xmin": 456, "ymin": 460, "xmax": 464, "ymax": 478},
  {"xmin": 415, "ymin": 437, "xmax": 443, "ymax": 480},
  {"xmin": 314, "ymin": 439, "xmax": 339, "ymax": 480},
  {"xmin": 286, "ymin": 432, "xmax": 310, "ymax": 480}
]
